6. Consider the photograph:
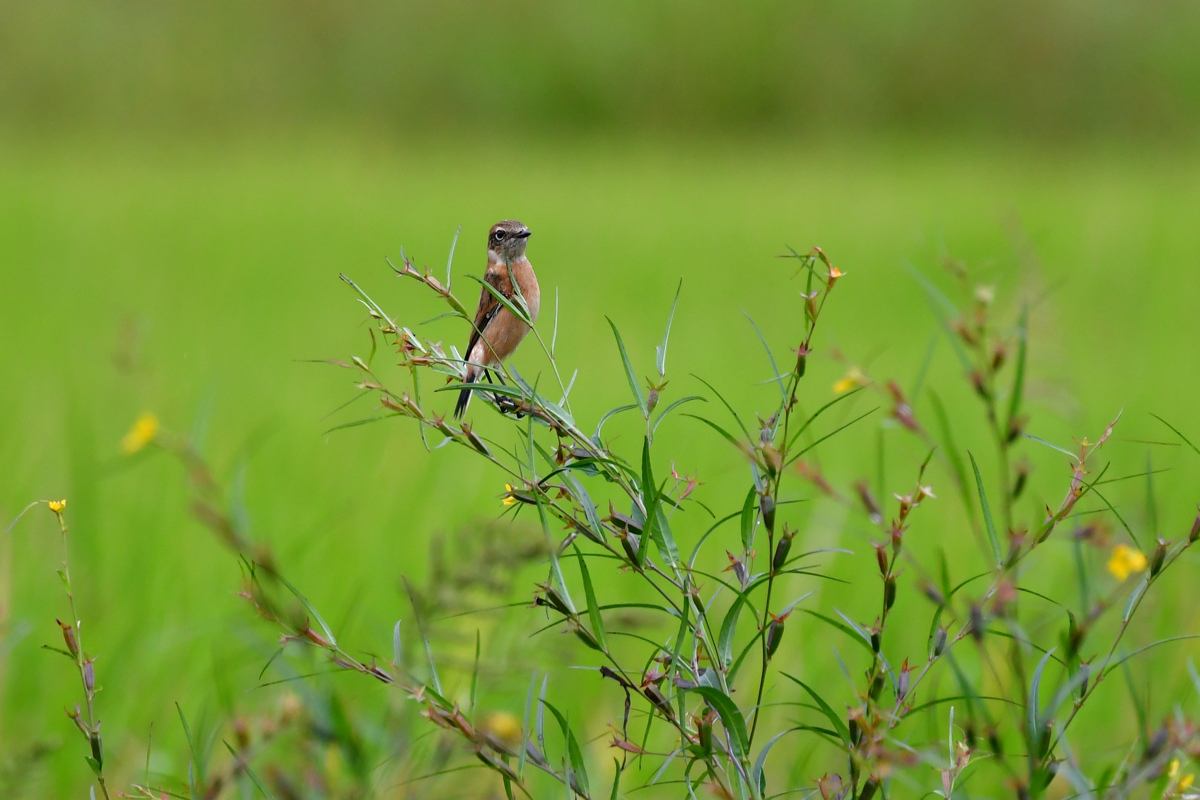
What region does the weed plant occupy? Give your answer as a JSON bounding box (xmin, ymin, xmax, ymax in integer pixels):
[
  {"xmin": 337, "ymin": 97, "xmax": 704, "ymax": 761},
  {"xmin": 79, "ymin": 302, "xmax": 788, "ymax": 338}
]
[{"xmin": 9, "ymin": 241, "xmax": 1200, "ymax": 799}]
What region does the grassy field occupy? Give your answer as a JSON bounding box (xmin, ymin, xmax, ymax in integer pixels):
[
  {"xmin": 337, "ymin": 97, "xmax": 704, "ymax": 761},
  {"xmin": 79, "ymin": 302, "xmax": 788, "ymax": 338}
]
[{"xmin": 2, "ymin": 134, "xmax": 1200, "ymax": 797}]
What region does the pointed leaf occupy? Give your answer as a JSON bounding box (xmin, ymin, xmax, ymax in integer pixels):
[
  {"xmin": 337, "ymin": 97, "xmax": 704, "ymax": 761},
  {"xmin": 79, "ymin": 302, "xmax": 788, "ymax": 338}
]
[
  {"xmin": 575, "ymin": 545, "xmax": 608, "ymax": 652},
  {"xmin": 607, "ymin": 318, "xmax": 647, "ymax": 415},
  {"xmin": 780, "ymin": 673, "xmax": 851, "ymax": 746},
  {"xmin": 968, "ymin": 452, "xmax": 1002, "ymax": 567}
]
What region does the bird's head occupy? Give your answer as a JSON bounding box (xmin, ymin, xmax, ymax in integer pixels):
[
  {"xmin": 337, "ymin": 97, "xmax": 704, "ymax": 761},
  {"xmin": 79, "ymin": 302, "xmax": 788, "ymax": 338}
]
[{"xmin": 487, "ymin": 220, "xmax": 532, "ymax": 263}]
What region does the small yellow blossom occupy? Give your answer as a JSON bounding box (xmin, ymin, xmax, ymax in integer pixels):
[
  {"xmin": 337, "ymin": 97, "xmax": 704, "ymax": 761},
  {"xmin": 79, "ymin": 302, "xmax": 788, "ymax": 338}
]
[
  {"xmin": 833, "ymin": 367, "xmax": 867, "ymax": 395},
  {"xmin": 480, "ymin": 710, "xmax": 522, "ymax": 745},
  {"xmin": 1180, "ymin": 773, "xmax": 1194, "ymax": 791},
  {"xmin": 48, "ymin": 499, "xmax": 67, "ymax": 513},
  {"xmin": 1170, "ymin": 760, "xmax": 1181, "ymax": 780},
  {"xmin": 1107, "ymin": 544, "xmax": 1147, "ymax": 581},
  {"xmin": 120, "ymin": 412, "xmax": 160, "ymax": 455},
  {"xmin": 502, "ymin": 483, "xmax": 517, "ymax": 507}
]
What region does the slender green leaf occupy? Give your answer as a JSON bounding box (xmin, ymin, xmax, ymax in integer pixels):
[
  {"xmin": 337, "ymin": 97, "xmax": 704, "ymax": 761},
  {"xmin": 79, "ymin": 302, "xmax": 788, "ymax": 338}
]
[
  {"xmin": 404, "ymin": 577, "xmax": 443, "ymax": 695},
  {"xmin": 690, "ymin": 686, "xmax": 750, "ymax": 759},
  {"xmin": 752, "ymin": 728, "xmax": 794, "ymax": 796},
  {"xmin": 322, "ymin": 414, "xmax": 393, "ymax": 435},
  {"xmin": 929, "ymin": 391, "xmax": 973, "ymax": 520},
  {"xmin": 176, "ymin": 702, "xmax": 207, "ymax": 786},
  {"xmin": 1022, "ymin": 433, "xmax": 1080, "ymax": 461},
  {"xmin": 1028, "ymin": 647, "xmax": 1056, "ymax": 740},
  {"xmin": 691, "ymin": 374, "xmax": 751, "ymax": 440},
  {"xmin": 785, "ymin": 385, "xmax": 868, "ymax": 452},
  {"xmin": 641, "ymin": 437, "xmax": 679, "ymax": 566},
  {"xmin": 1150, "ymin": 413, "xmax": 1200, "ymax": 459},
  {"xmin": 743, "ymin": 310, "xmax": 786, "ymax": 404},
  {"xmin": 223, "ymin": 741, "xmax": 272, "ymax": 798},
  {"xmin": 718, "ymin": 593, "xmax": 750, "ymax": 669},
  {"xmin": 276, "ymin": 574, "xmax": 336, "ymax": 647},
  {"xmin": 575, "ymin": 545, "xmax": 608, "ymax": 652},
  {"xmin": 904, "ymin": 262, "xmax": 971, "ymax": 371},
  {"xmin": 652, "ymin": 395, "xmax": 707, "ymax": 437},
  {"xmin": 786, "ymin": 407, "xmax": 879, "ymax": 467},
  {"xmin": 607, "ymin": 318, "xmax": 647, "ymax": 415},
  {"xmin": 541, "ymin": 700, "xmax": 591, "ymax": 796},
  {"xmin": 1007, "ymin": 304, "xmax": 1028, "ymax": 428},
  {"xmin": 473, "ymin": 273, "xmax": 532, "ymax": 325},
  {"xmin": 392, "ymin": 620, "xmax": 403, "ymax": 669},
  {"xmin": 657, "ymin": 279, "xmax": 682, "ymax": 378},
  {"xmin": 779, "ymin": 673, "xmax": 851, "ymax": 745},
  {"xmin": 470, "ymin": 630, "xmax": 482, "ymax": 714},
  {"xmin": 801, "ymin": 610, "xmax": 874, "ymax": 654},
  {"xmin": 684, "ymin": 413, "xmax": 746, "ymax": 452},
  {"xmin": 968, "ymin": 452, "xmax": 1002, "ymax": 567},
  {"xmin": 739, "ymin": 487, "xmax": 758, "ymax": 550}
]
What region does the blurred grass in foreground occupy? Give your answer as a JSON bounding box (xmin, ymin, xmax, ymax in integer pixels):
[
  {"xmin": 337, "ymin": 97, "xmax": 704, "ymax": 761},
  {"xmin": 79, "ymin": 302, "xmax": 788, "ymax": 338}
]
[{"xmin": 1, "ymin": 134, "xmax": 1200, "ymax": 796}]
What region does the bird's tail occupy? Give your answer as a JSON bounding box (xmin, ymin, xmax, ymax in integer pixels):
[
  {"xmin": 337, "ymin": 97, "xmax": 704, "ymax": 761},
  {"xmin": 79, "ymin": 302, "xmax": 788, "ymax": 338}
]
[{"xmin": 454, "ymin": 369, "xmax": 478, "ymax": 419}]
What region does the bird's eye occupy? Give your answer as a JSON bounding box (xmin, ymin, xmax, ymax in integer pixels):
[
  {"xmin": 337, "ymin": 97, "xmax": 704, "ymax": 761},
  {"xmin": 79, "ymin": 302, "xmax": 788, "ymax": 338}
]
[{"xmin": 493, "ymin": 230, "xmax": 506, "ymax": 242}]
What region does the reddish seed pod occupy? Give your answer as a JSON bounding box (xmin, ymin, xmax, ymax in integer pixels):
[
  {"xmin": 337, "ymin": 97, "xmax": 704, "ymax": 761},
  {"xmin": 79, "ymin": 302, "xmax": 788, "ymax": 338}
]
[
  {"xmin": 1190, "ymin": 507, "xmax": 1200, "ymax": 543},
  {"xmin": 874, "ymin": 543, "xmax": 889, "ymax": 576},
  {"xmin": 58, "ymin": 620, "xmax": 79, "ymax": 658},
  {"xmin": 855, "ymin": 481, "xmax": 882, "ymax": 524}
]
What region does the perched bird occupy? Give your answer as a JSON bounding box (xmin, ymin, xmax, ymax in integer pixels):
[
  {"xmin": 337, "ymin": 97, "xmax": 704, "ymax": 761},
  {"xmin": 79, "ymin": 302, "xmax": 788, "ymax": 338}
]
[{"xmin": 454, "ymin": 220, "xmax": 540, "ymax": 418}]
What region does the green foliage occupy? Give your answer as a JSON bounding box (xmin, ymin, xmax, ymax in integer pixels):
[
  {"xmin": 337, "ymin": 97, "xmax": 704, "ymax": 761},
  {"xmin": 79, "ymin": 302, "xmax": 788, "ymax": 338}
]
[{"xmin": 4, "ymin": 142, "xmax": 1200, "ymax": 798}]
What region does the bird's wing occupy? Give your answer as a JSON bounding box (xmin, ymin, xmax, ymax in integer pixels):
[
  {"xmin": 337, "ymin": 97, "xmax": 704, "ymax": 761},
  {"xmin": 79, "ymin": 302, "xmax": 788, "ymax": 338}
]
[{"xmin": 464, "ymin": 268, "xmax": 512, "ymax": 364}]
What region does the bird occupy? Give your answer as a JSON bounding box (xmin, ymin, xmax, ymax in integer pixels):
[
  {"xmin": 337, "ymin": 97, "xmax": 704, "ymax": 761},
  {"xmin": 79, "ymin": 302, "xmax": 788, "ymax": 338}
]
[{"xmin": 454, "ymin": 220, "xmax": 540, "ymax": 418}]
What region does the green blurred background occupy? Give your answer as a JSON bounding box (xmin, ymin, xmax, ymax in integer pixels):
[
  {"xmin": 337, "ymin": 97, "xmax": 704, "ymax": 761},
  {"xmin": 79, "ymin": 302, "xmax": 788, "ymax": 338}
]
[{"xmin": 3, "ymin": 2, "xmax": 1200, "ymax": 797}]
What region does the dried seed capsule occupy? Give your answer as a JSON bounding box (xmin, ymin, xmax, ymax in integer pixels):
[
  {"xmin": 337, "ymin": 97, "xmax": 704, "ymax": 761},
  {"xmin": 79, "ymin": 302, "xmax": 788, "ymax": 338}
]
[{"xmin": 58, "ymin": 620, "xmax": 79, "ymax": 657}]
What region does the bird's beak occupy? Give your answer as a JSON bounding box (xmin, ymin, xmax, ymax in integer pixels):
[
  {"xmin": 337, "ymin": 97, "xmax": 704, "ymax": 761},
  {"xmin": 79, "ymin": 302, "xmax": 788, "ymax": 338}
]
[{"xmin": 516, "ymin": 228, "xmax": 532, "ymax": 239}]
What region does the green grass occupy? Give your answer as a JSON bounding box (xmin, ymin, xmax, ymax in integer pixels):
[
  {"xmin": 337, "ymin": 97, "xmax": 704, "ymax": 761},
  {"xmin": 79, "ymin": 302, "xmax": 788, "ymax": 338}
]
[{"xmin": 2, "ymin": 133, "xmax": 1200, "ymax": 796}]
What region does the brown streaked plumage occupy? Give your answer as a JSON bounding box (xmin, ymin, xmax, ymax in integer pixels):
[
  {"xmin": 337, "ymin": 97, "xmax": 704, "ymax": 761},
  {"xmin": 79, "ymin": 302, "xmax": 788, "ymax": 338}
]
[{"xmin": 454, "ymin": 220, "xmax": 540, "ymax": 417}]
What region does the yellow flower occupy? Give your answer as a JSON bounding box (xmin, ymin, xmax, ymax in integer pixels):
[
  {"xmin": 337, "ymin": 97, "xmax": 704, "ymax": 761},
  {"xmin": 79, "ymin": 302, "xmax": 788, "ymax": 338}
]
[
  {"xmin": 1180, "ymin": 773, "xmax": 1194, "ymax": 791},
  {"xmin": 120, "ymin": 412, "xmax": 160, "ymax": 455},
  {"xmin": 48, "ymin": 499, "xmax": 67, "ymax": 513},
  {"xmin": 480, "ymin": 711, "xmax": 522, "ymax": 745},
  {"xmin": 1170, "ymin": 760, "xmax": 1181, "ymax": 779},
  {"xmin": 1107, "ymin": 544, "xmax": 1147, "ymax": 581},
  {"xmin": 502, "ymin": 483, "xmax": 517, "ymax": 507},
  {"xmin": 833, "ymin": 367, "xmax": 867, "ymax": 394}
]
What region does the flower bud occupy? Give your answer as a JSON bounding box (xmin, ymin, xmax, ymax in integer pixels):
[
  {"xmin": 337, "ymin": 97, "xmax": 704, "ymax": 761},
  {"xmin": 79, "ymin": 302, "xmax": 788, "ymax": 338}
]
[
  {"xmin": 884, "ymin": 576, "xmax": 897, "ymax": 612},
  {"xmin": 618, "ymin": 530, "xmax": 642, "ymax": 566},
  {"xmin": 794, "ymin": 345, "xmax": 810, "ymax": 378},
  {"xmin": 759, "ymin": 494, "xmax": 775, "ymax": 535},
  {"xmin": 58, "ymin": 620, "xmax": 79, "ymax": 657},
  {"xmin": 1190, "ymin": 506, "xmax": 1200, "ymax": 543},
  {"xmin": 932, "ymin": 626, "xmax": 948, "ymax": 657},
  {"xmin": 697, "ymin": 710, "xmax": 714, "ymax": 754},
  {"xmin": 855, "ymin": 481, "xmax": 882, "ymax": 524},
  {"xmin": 765, "ymin": 615, "xmax": 786, "ymax": 660},
  {"xmin": 772, "ymin": 526, "xmax": 795, "ymax": 574},
  {"xmin": 1150, "ymin": 537, "xmax": 1167, "ymax": 577},
  {"xmin": 82, "ymin": 658, "xmax": 96, "ymax": 694}
]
